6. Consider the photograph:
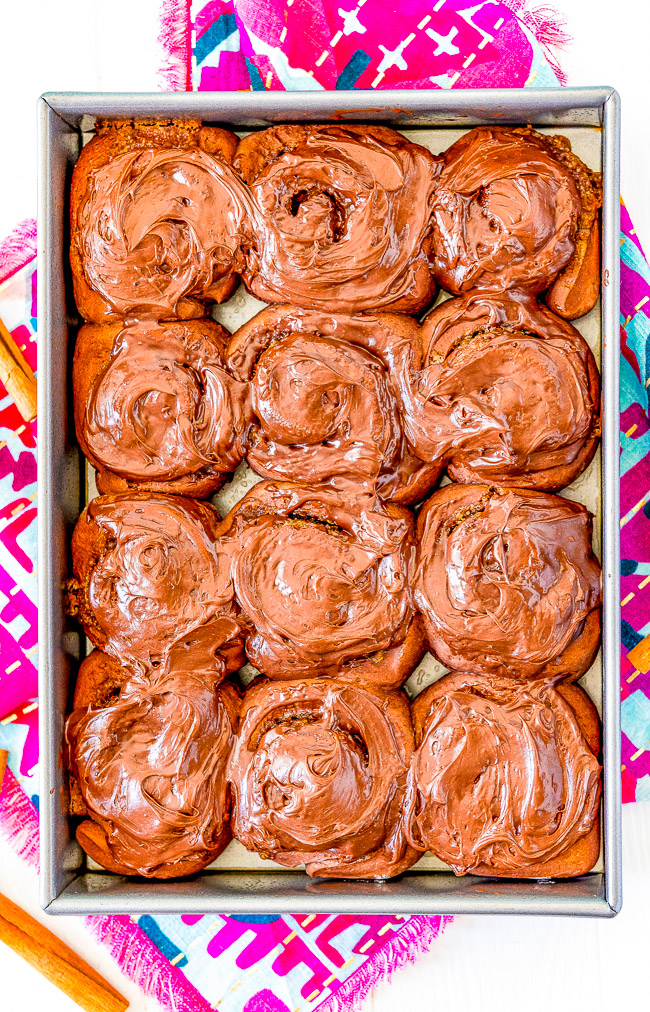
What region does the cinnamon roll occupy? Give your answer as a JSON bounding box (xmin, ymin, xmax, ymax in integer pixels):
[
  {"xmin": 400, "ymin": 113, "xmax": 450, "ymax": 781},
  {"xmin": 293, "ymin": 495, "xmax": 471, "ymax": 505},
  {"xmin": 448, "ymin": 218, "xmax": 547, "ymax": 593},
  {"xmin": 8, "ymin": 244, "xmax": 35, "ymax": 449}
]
[
  {"xmin": 218, "ymin": 480, "xmax": 425, "ymax": 686},
  {"xmin": 66, "ymin": 652, "xmax": 240, "ymax": 878},
  {"xmin": 386, "ymin": 292, "xmax": 600, "ymax": 492},
  {"xmin": 431, "ymin": 127, "xmax": 601, "ymax": 319},
  {"xmin": 226, "ymin": 305, "xmax": 441, "ymax": 503},
  {"xmin": 405, "ymin": 673, "xmax": 601, "ymax": 878},
  {"xmin": 68, "ymin": 492, "xmax": 245, "ymax": 677},
  {"xmin": 70, "ymin": 119, "xmax": 253, "ymax": 323},
  {"xmin": 235, "ymin": 125, "xmax": 439, "ymax": 313},
  {"xmin": 73, "ymin": 319, "xmax": 252, "ymax": 497},
  {"xmin": 414, "ymin": 484, "xmax": 602, "ymax": 679},
  {"xmin": 228, "ymin": 678, "xmax": 420, "ymax": 878}
]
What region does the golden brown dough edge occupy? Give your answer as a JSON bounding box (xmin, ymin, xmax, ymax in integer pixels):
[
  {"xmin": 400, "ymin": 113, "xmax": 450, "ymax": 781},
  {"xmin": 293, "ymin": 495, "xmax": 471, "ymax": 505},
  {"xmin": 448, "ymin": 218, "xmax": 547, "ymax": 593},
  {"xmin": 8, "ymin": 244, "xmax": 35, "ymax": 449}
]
[
  {"xmin": 515, "ymin": 128, "xmax": 602, "ymax": 321},
  {"xmin": 70, "ymin": 119, "xmax": 240, "ymax": 323},
  {"xmin": 73, "ymin": 318, "xmax": 234, "ymax": 498}
]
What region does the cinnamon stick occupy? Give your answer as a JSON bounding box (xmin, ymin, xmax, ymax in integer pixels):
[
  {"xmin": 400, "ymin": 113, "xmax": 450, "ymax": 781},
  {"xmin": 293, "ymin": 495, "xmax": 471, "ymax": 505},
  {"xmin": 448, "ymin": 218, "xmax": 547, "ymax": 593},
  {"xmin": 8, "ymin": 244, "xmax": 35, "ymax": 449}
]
[
  {"xmin": 0, "ymin": 749, "xmax": 7, "ymax": 788},
  {"xmin": 0, "ymin": 315, "xmax": 37, "ymax": 422},
  {"xmin": 0, "ymin": 892, "xmax": 129, "ymax": 1012}
]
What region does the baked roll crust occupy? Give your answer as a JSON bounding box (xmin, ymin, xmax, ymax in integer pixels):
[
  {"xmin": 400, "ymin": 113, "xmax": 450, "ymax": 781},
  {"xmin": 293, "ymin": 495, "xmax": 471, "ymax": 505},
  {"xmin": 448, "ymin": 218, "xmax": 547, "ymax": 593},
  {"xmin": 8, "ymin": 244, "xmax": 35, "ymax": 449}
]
[
  {"xmin": 391, "ymin": 292, "xmax": 600, "ymax": 492},
  {"xmin": 414, "ymin": 483, "xmax": 602, "ymax": 679},
  {"xmin": 70, "ymin": 118, "xmax": 252, "ymax": 322},
  {"xmin": 229, "ymin": 677, "xmax": 420, "ymax": 878},
  {"xmin": 431, "ymin": 127, "xmax": 601, "ymax": 319},
  {"xmin": 235, "ymin": 124, "xmax": 439, "ymax": 313},
  {"xmin": 69, "ymin": 492, "xmax": 245, "ymax": 678},
  {"xmin": 226, "ymin": 305, "xmax": 441, "ymax": 504},
  {"xmin": 66, "ymin": 653, "xmax": 240, "ymax": 878},
  {"xmin": 73, "ymin": 318, "xmax": 251, "ymax": 497},
  {"xmin": 405, "ymin": 673, "xmax": 601, "ymax": 878},
  {"xmin": 216, "ymin": 479, "xmax": 425, "ymax": 687}
]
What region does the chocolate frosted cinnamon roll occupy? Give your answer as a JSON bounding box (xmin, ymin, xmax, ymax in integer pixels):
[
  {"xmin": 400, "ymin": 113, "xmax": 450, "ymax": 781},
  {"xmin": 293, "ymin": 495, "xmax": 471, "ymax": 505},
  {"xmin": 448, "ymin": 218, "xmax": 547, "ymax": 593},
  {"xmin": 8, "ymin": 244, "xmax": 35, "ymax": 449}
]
[
  {"xmin": 69, "ymin": 492, "xmax": 245, "ymax": 677},
  {"xmin": 235, "ymin": 125, "xmax": 439, "ymax": 313},
  {"xmin": 432, "ymin": 127, "xmax": 601, "ymax": 319},
  {"xmin": 389, "ymin": 292, "xmax": 600, "ymax": 492},
  {"xmin": 226, "ymin": 306, "xmax": 440, "ymax": 503},
  {"xmin": 73, "ymin": 319, "xmax": 252, "ymax": 497},
  {"xmin": 405, "ymin": 673, "xmax": 601, "ymax": 878},
  {"xmin": 66, "ymin": 656, "xmax": 240, "ymax": 877},
  {"xmin": 229, "ymin": 678, "xmax": 420, "ymax": 878},
  {"xmin": 219, "ymin": 480, "xmax": 424, "ymax": 686},
  {"xmin": 70, "ymin": 119, "xmax": 253, "ymax": 323},
  {"xmin": 415, "ymin": 484, "xmax": 602, "ymax": 679}
]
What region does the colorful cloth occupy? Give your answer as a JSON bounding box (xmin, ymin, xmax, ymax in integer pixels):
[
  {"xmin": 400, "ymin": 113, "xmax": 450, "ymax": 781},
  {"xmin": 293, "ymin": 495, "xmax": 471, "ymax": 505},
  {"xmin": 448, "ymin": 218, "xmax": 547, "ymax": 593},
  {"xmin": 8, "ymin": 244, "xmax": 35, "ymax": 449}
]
[
  {"xmin": 0, "ymin": 4, "xmax": 648, "ymax": 1010},
  {"xmin": 160, "ymin": 0, "xmax": 569, "ymax": 92}
]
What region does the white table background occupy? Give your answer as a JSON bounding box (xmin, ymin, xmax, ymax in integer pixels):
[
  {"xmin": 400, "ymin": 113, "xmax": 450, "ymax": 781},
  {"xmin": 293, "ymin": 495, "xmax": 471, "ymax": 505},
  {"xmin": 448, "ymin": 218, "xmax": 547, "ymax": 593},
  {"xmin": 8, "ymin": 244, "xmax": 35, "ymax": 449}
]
[{"xmin": 1, "ymin": 1, "xmax": 648, "ymax": 1008}]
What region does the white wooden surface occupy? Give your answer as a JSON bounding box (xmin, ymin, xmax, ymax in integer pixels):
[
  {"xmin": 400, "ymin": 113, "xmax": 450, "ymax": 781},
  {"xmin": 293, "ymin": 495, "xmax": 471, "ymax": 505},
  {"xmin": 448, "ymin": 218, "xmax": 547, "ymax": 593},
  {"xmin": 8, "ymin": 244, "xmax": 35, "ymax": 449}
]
[{"xmin": 0, "ymin": 1, "xmax": 648, "ymax": 1008}]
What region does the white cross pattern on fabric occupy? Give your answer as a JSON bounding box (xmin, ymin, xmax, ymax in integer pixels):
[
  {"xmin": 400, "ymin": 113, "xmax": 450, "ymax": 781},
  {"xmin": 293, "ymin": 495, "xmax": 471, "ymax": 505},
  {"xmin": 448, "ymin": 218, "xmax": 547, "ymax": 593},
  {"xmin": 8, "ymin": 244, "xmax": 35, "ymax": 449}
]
[
  {"xmin": 338, "ymin": 6, "xmax": 367, "ymax": 35},
  {"xmin": 426, "ymin": 25, "xmax": 460, "ymax": 56}
]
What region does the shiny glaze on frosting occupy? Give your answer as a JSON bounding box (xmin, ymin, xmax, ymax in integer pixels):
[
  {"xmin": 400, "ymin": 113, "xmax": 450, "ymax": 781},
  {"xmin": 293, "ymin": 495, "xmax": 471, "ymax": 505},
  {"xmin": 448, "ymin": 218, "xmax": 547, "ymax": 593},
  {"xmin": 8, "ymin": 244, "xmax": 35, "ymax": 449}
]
[
  {"xmin": 414, "ymin": 485, "xmax": 602, "ymax": 677},
  {"xmin": 222, "ymin": 481, "xmax": 416, "ymax": 679},
  {"xmin": 83, "ymin": 321, "xmax": 252, "ymax": 481},
  {"xmin": 238, "ymin": 126, "xmax": 439, "ymax": 312},
  {"xmin": 405, "ymin": 675, "xmax": 601, "ymax": 875},
  {"xmin": 431, "ymin": 127, "xmax": 582, "ymax": 294},
  {"xmin": 226, "ymin": 307, "xmax": 440, "ymax": 500},
  {"xmin": 76, "ymin": 147, "xmax": 252, "ymax": 318},
  {"xmin": 380, "ymin": 293, "xmax": 599, "ymax": 489},
  {"xmin": 228, "ymin": 678, "xmax": 419, "ymax": 878},
  {"xmin": 84, "ymin": 494, "xmax": 242, "ymax": 675},
  {"xmin": 66, "ymin": 671, "xmax": 236, "ymax": 876}
]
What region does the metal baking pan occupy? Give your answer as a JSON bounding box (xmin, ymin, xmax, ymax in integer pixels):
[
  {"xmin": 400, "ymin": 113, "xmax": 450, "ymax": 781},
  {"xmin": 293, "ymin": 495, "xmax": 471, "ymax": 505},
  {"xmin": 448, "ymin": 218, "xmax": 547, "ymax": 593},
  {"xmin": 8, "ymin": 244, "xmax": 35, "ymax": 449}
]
[{"xmin": 38, "ymin": 87, "xmax": 621, "ymax": 916}]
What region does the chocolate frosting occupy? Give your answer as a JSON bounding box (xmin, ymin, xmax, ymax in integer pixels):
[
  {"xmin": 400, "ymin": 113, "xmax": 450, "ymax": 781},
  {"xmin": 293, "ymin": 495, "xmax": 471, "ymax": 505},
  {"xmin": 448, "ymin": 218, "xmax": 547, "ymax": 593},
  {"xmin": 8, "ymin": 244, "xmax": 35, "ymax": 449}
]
[
  {"xmin": 228, "ymin": 678, "xmax": 419, "ymax": 878},
  {"xmin": 431, "ymin": 128, "xmax": 582, "ymax": 294},
  {"xmin": 76, "ymin": 147, "xmax": 252, "ymax": 318},
  {"xmin": 382, "ymin": 293, "xmax": 599, "ymax": 488},
  {"xmin": 83, "ymin": 321, "xmax": 252, "ymax": 481},
  {"xmin": 405, "ymin": 675, "xmax": 601, "ymax": 875},
  {"xmin": 85, "ymin": 494, "xmax": 242, "ymax": 675},
  {"xmin": 226, "ymin": 307, "xmax": 439, "ymax": 500},
  {"xmin": 414, "ymin": 485, "xmax": 602, "ymax": 677},
  {"xmin": 222, "ymin": 481, "xmax": 416, "ymax": 678},
  {"xmin": 239, "ymin": 126, "xmax": 439, "ymax": 312},
  {"xmin": 66, "ymin": 671, "xmax": 236, "ymax": 876}
]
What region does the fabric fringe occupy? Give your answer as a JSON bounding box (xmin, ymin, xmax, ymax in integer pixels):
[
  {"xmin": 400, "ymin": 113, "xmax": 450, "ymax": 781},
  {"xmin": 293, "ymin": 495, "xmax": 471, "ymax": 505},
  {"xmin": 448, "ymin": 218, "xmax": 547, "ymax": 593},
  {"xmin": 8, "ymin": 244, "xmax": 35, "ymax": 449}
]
[
  {"xmin": 0, "ymin": 767, "xmax": 40, "ymax": 869},
  {"xmin": 0, "ymin": 217, "xmax": 37, "ymax": 287},
  {"xmin": 502, "ymin": 0, "xmax": 572, "ymax": 84},
  {"xmin": 316, "ymin": 915, "xmax": 453, "ymax": 1012},
  {"xmin": 86, "ymin": 914, "xmax": 214, "ymax": 1012},
  {"xmin": 157, "ymin": 0, "xmax": 192, "ymax": 91}
]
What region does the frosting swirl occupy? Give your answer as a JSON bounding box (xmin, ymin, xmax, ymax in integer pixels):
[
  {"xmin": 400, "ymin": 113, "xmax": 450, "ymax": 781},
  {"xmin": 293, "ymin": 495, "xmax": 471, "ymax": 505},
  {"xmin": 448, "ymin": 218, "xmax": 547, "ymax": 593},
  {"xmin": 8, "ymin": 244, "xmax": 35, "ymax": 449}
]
[
  {"xmin": 405, "ymin": 674, "xmax": 601, "ymax": 875},
  {"xmin": 384, "ymin": 293, "xmax": 600, "ymax": 491},
  {"xmin": 226, "ymin": 306, "xmax": 440, "ymax": 502},
  {"xmin": 431, "ymin": 127, "xmax": 583, "ymax": 295},
  {"xmin": 221, "ymin": 480, "xmax": 421, "ymax": 685},
  {"xmin": 414, "ymin": 484, "xmax": 602, "ymax": 678},
  {"xmin": 78, "ymin": 493, "xmax": 243, "ymax": 676},
  {"xmin": 236, "ymin": 125, "xmax": 439, "ymax": 313},
  {"xmin": 75, "ymin": 147, "xmax": 252, "ymax": 319},
  {"xmin": 66, "ymin": 671, "xmax": 238, "ymax": 876},
  {"xmin": 228, "ymin": 678, "xmax": 419, "ymax": 878},
  {"xmin": 80, "ymin": 320, "xmax": 251, "ymax": 484}
]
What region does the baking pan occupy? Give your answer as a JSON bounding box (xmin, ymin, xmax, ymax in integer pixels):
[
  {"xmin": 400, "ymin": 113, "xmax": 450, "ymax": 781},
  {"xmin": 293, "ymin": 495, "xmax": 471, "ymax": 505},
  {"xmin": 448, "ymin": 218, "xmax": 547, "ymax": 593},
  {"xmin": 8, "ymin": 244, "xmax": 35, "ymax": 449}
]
[{"xmin": 38, "ymin": 87, "xmax": 621, "ymax": 916}]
